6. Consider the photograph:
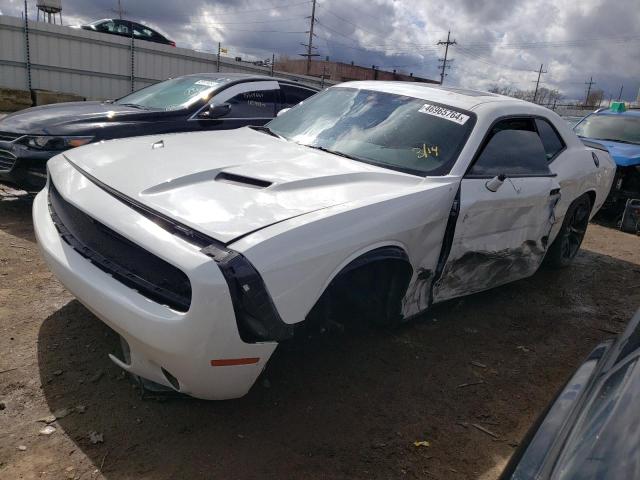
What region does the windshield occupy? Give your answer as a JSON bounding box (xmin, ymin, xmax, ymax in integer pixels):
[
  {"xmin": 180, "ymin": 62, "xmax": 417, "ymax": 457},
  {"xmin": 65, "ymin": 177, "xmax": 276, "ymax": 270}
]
[
  {"xmin": 115, "ymin": 76, "xmax": 231, "ymax": 110},
  {"xmin": 267, "ymin": 87, "xmax": 475, "ymax": 176},
  {"xmin": 574, "ymin": 114, "xmax": 640, "ymax": 145}
]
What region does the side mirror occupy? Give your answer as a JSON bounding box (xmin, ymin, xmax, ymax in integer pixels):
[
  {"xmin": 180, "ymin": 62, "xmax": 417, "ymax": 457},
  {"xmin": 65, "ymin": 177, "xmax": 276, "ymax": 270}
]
[
  {"xmin": 485, "ymin": 174, "xmax": 506, "ymax": 192},
  {"xmin": 277, "ymin": 107, "xmax": 291, "ymax": 117},
  {"xmin": 200, "ymin": 103, "xmax": 231, "ymax": 119}
]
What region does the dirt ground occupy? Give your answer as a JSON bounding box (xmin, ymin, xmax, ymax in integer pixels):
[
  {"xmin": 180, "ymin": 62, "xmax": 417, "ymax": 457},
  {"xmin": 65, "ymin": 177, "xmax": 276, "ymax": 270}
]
[{"xmin": 1, "ymin": 194, "xmax": 639, "ymax": 480}]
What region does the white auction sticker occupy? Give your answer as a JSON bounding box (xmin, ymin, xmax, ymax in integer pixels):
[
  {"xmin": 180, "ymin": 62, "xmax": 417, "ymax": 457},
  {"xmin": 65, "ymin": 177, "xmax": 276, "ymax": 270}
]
[
  {"xmin": 418, "ymin": 103, "xmax": 469, "ymax": 125},
  {"xmin": 195, "ymin": 79, "xmax": 219, "ymax": 87}
]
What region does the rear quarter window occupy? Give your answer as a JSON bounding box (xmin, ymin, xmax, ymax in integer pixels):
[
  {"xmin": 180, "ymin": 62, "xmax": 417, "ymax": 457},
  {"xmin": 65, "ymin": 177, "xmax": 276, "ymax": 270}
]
[
  {"xmin": 535, "ymin": 118, "xmax": 565, "ymax": 161},
  {"xmin": 281, "ymin": 85, "xmax": 317, "ymax": 108}
]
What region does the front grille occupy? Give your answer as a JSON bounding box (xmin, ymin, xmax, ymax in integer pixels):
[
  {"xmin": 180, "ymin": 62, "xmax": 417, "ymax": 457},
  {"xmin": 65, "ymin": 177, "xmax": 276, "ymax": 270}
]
[
  {"xmin": 48, "ymin": 183, "xmax": 192, "ymax": 311},
  {"xmin": 0, "ymin": 150, "xmax": 17, "ymax": 171},
  {"xmin": 0, "ymin": 132, "xmax": 21, "ymax": 142}
]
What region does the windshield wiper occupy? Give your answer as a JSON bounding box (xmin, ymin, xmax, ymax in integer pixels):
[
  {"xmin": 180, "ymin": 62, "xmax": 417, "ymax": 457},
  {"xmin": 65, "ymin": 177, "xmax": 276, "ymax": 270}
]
[
  {"xmin": 301, "ymin": 144, "xmax": 363, "ymax": 162},
  {"xmin": 250, "ymin": 125, "xmax": 286, "ymax": 140}
]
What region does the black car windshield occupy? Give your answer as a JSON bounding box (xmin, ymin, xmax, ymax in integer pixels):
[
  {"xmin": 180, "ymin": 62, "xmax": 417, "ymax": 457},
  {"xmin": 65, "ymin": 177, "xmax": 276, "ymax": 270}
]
[
  {"xmin": 267, "ymin": 87, "xmax": 475, "ymax": 176},
  {"xmin": 115, "ymin": 76, "xmax": 232, "ymax": 110},
  {"xmin": 574, "ymin": 114, "xmax": 640, "ymax": 145}
]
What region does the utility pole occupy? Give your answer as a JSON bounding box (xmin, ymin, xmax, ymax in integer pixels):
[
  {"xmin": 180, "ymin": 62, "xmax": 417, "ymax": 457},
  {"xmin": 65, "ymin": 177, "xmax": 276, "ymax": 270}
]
[
  {"xmin": 617, "ymin": 83, "xmax": 624, "ymax": 101},
  {"xmin": 217, "ymin": 42, "xmax": 221, "ymax": 72},
  {"xmin": 111, "ymin": 0, "xmax": 127, "ymax": 20},
  {"xmin": 299, "ymin": 0, "xmax": 319, "ymax": 75},
  {"xmin": 437, "ymin": 31, "xmax": 456, "ymax": 85},
  {"xmin": 320, "ymin": 63, "xmax": 328, "ymax": 88},
  {"xmin": 270, "ymin": 53, "xmax": 275, "ymax": 76},
  {"xmin": 584, "ymin": 76, "xmax": 595, "ymax": 106},
  {"xmin": 532, "ymin": 64, "xmax": 547, "ymax": 104},
  {"xmin": 23, "ymin": 0, "xmax": 32, "ymax": 91}
]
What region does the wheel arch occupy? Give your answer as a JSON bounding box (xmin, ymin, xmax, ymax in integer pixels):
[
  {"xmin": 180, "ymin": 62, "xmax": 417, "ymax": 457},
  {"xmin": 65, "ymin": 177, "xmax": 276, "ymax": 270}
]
[
  {"xmin": 303, "ymin": 242, "xmax": 414, "ymax": 324},
  {"xmin": 319, "ymin": 242, "xmax": 412, "ymax": 294}
]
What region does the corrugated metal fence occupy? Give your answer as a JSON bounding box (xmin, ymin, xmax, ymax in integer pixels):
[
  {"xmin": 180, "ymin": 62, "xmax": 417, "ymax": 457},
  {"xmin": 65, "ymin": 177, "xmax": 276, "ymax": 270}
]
[{"xmin": 0, "ymin": 15, "xmax": 333, "ymax": 100}]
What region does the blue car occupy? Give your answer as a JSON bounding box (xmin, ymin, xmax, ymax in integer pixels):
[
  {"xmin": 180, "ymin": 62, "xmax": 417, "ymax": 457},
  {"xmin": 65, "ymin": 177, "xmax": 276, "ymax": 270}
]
[{"xmin": 574, "ymin": 103, "xmax": 640, "ymax": 210}]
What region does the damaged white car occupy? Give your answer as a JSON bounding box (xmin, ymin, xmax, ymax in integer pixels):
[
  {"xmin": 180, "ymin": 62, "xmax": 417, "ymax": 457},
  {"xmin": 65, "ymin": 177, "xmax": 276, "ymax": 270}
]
[{"xmin": 34, "ymin": 82, "xmax": 616, "ymax": 399}]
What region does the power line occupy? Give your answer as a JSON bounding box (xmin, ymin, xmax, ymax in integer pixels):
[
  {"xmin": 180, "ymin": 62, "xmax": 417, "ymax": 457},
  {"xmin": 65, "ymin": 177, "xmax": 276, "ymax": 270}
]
[
  {"xmin": 201, "ymin": 27, "xmax": 307, "ymax": 33},
  {"xmin": 314, "ymin": 11, "xmax": 444, "ymax": 49},
  {"xmin": 200, "ymin": 1, "xmax": 312, "ymax": 17},
  {"xmin": 459, "ymin": 34, "xmax": 640, "ymax": 50},
  {"xmin": 437, "ymin": 31, "xmax": 456, "ymax": 85},
  {"xmin": 316, "ymin": 2, "xmax": 402, "ymax": 27},
  {"xmin": 455, "ymin": 47, "xmax": 537, "ymax": 72},
  {"xmin": 315, "ymin": 19, "xmax": 440, "ymax": 53},
  {"xmin": 188, "ymin": 17, "xmax": 305, "ymax": 25}
]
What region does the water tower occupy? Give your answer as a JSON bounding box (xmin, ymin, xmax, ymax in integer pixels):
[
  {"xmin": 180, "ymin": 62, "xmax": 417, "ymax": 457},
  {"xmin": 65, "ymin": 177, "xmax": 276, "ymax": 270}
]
[{"xmin": 36, "ymin": 0, "xmax": 63, "ymax": 24}]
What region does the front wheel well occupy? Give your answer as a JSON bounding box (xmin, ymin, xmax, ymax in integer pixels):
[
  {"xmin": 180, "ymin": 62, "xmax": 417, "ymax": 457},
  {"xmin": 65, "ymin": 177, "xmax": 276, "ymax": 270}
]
[
  {"xmin": 303, "ymin": 246, "xmax": 413, "ymax": 331},
  {"xmin": 585, "ymin": 190, "xmax": 596, "ymax": 211}
]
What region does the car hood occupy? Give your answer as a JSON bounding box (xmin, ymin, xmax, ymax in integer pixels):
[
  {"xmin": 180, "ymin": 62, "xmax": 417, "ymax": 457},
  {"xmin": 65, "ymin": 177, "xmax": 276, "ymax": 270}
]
[
  {"xmin": 62, "ymin": 127, "xmax": 425, "ymax": 244},
  {"xmin": 0, "ymin": 101, "xmax": 152, "ymax": 135},
  {"xmin": 586, "ymin": 139, "xmax": 640, "ymax": 167}
]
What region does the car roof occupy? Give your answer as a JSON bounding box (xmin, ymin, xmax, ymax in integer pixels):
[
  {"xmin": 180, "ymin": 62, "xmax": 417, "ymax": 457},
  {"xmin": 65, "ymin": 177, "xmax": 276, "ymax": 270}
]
[
  {"xmin": 180, "ymin": 72, "xmax": 319, "ymax": 89},
  {"xmin": 333, "ymin": 81, "xmax": 526, "ymax": 111}
]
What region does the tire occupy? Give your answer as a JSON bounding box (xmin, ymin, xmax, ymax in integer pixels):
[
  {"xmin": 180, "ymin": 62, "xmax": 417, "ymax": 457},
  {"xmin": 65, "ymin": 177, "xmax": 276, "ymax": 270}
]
[{"xmin": 545, "ymin": 194, "xmax": 592, "ymax": 268}]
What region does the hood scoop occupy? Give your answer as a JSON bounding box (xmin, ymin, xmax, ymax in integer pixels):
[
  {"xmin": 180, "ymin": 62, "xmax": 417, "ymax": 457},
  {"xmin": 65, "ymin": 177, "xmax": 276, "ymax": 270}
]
[{"xmin": 215, "ymin": 172, "xmax": 272, "ymax": 189}]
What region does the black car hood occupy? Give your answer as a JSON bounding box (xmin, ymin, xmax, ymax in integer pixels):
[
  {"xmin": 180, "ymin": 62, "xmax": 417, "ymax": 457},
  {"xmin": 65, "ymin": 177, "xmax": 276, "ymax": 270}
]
[{"xmin": 0, "ymin": 101, "xmax": 159, "ymax": 136}]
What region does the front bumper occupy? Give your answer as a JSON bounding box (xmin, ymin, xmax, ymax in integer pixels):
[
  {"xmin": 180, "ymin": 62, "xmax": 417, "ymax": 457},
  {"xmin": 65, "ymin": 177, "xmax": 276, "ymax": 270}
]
[
  {"xmin": 0, "ymin": 141, "xmax": 53, "ymax": 190},
  {"xmin": 33, "ymin": 158, "xmax": 277, "ymax": 400},
  {"xmin": 605, "ymin": 165, "xmax": 640, "ymax": 208}
]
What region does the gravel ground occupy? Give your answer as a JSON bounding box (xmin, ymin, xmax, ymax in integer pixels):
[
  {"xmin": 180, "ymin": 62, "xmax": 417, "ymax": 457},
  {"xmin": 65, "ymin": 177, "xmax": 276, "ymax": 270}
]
[{"xmin": 1, "ymin": 195, "xmax": 639, "ymax": 480}]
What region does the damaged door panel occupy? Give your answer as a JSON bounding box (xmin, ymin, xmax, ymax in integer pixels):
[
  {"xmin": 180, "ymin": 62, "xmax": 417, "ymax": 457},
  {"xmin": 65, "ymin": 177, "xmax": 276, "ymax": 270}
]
[
  {"xmin": 433, "ymin": 176, "xmax": 560, "ymax": 302},
  {"xmin": 431, "ymin": 116, "xmax": 564, "ymax": 303}
]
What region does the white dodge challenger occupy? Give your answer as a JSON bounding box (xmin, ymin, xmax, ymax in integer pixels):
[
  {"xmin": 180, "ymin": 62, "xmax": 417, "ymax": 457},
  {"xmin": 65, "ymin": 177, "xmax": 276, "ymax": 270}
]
[{"xmin": 33, "ymin": 82, "xmax": 616, "ymax": 399}]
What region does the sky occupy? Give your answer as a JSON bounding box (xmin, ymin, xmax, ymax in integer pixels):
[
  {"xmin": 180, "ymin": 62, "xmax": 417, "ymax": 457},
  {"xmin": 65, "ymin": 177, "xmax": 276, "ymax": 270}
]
[{"xmin": 2, "ymin": 0, "xmax": 639, "ymax": 102}]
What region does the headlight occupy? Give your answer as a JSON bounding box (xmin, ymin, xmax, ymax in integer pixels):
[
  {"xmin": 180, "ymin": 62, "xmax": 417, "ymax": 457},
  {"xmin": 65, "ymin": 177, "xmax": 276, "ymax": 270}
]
[{"xmin": 23, "ymin": 135, "xmax": 94, "ymax": 150}]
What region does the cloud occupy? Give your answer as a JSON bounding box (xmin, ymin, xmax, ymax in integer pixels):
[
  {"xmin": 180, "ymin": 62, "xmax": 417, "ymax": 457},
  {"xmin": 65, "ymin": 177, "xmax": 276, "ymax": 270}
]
[{"xmin": 2, "ymin": 0, "xmax": 639, "ymax": 101}]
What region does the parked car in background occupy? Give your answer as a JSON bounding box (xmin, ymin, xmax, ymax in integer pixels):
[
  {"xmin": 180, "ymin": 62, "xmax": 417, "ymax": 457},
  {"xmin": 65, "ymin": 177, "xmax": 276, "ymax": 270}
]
[
  {"xmin": 574, "ymin": 103, "xmax": 640, "ymax": 211},
  {"xmin": 77, "ymin": 19, "xmax": 175, "ymax": 46},
  {"xmin": 34, "ymin": 83, "xmax": 615, "ymax": 399},
  {"xmin": 561, "ymin": 115, "xmax": 584, "ymax": 127},
  {"xmin": 501, "ymin": 308, "xmax": 640, "ymax": 480},
  {"xmin": 0, "ymin": 73, "xmax": 318, "ymax": 190}
]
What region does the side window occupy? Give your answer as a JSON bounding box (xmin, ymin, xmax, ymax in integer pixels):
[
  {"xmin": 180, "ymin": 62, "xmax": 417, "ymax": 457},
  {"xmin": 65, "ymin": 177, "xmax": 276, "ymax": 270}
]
[
  {"xmin": 97, "ymin": 21, "xmax": 116, "ymax": 33},
  {"xmin": 280, "ymin": 85, "xmax": 317, "ymax": 108},
  {"xmin": 113, "ymin": 20, "xmax": 130, "ymax": 35},
  {"xmin": 535, "ymin": 118, "xmax": 565, "ymax": 161},
  {"xmin": 132, "ymin": 23, "xmax": 154, "ymax": 39},
  {"xmin": 468, "ymin": 118, "xmax": 551, "ymax": 176},
  {"xmin": 225, "ymin": 89, "xmax": 277, "ymax": 118}
]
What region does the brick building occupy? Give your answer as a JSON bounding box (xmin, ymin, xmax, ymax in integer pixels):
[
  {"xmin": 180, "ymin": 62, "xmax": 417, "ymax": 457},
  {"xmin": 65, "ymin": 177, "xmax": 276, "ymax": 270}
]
[{"xmin": 275, "ymin": 59, "xmax": 439, "ymax": 84}]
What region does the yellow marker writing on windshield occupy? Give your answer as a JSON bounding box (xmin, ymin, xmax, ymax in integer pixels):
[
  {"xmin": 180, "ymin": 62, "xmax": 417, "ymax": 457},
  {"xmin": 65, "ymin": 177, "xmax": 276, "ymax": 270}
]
[{"xmin": 413, "ymin": 144, "xmax": 439, "ymax": 159}]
